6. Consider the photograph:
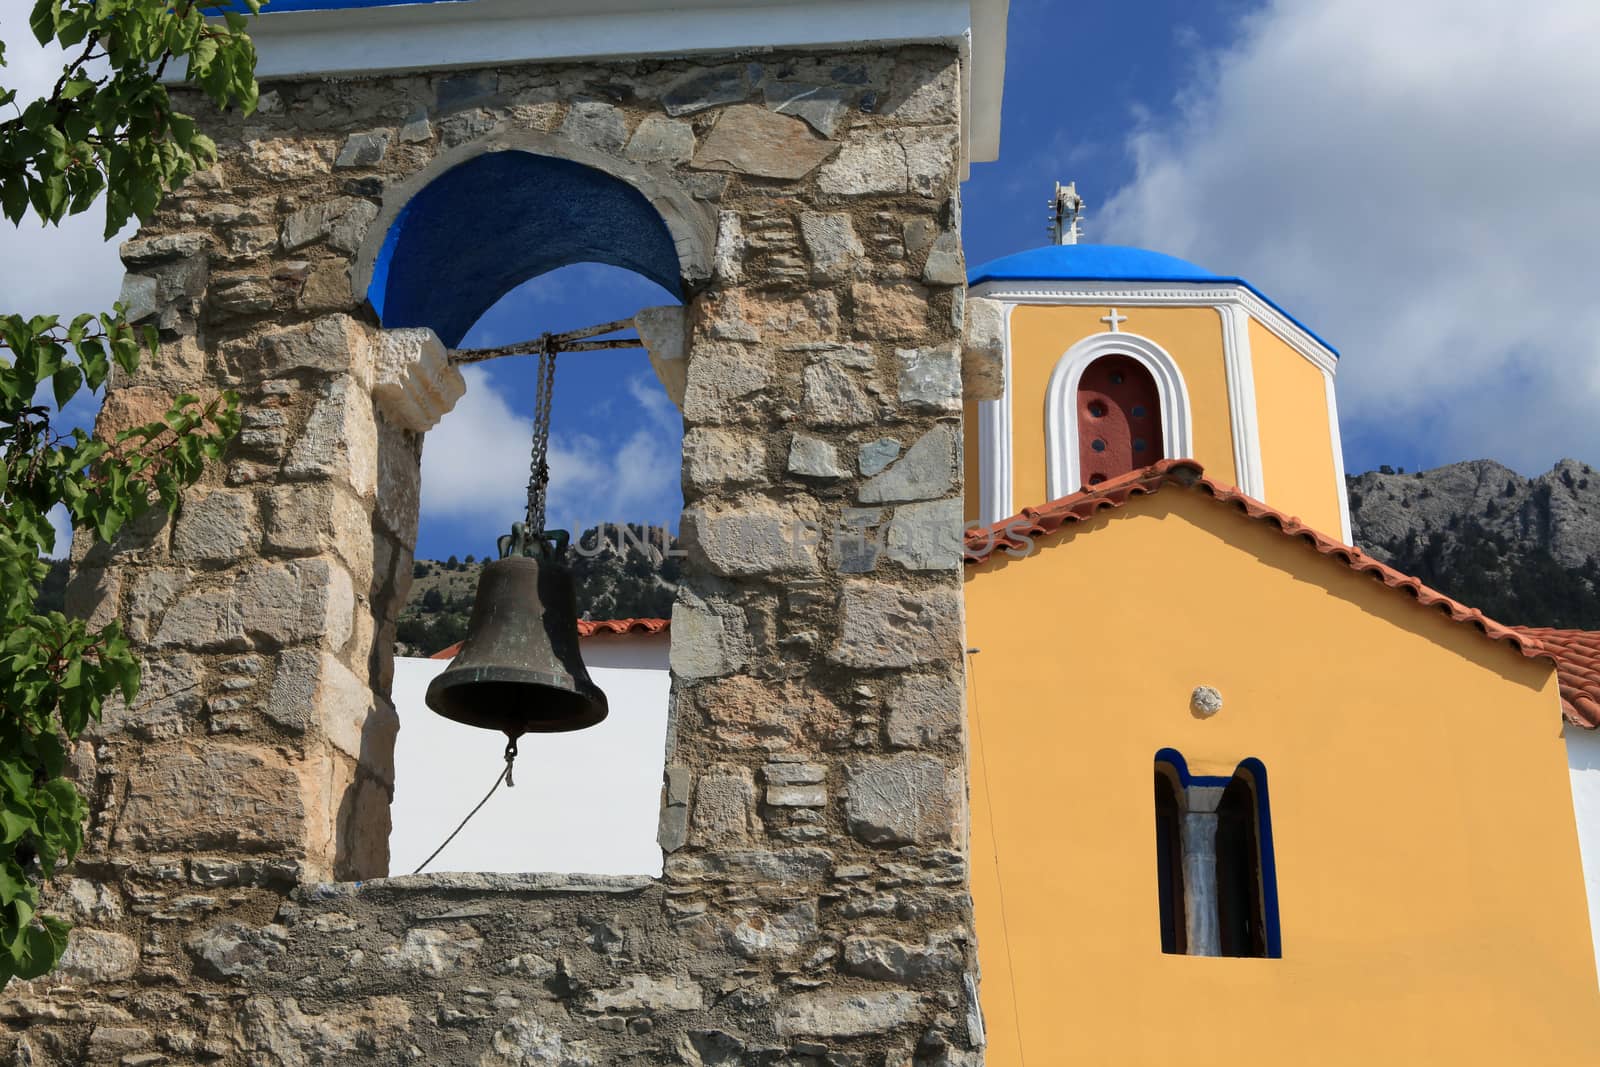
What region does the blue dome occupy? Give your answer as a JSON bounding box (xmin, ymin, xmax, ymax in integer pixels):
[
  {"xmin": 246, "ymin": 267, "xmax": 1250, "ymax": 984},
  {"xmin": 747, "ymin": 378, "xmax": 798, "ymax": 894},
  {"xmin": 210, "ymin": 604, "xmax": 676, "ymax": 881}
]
[
  {"xmin": 967, "ymin": 244, "xmax": 1337, "ymax": 357},
  {"xmin": 968, "ymin": 244, "xmax": 1225, "ymax": 287}
]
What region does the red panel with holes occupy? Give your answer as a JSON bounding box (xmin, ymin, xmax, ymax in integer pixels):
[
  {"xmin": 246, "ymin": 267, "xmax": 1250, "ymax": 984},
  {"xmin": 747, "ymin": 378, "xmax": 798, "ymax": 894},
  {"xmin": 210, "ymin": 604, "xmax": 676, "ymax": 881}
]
[{"xmin": 1077, "ymin": 355, "xmax": 1164, "ymax": 489}]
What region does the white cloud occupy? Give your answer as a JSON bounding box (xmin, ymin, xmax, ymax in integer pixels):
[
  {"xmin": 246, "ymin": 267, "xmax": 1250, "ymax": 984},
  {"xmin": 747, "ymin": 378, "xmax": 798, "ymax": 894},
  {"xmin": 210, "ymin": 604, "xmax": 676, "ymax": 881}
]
[
  {"xmin": 422, "ymin": 367, "xmax": 681, "ymax": 541},
  {"xmin": 1098, "ymin": 0, "xmax": 1600, "ymax": 473}
]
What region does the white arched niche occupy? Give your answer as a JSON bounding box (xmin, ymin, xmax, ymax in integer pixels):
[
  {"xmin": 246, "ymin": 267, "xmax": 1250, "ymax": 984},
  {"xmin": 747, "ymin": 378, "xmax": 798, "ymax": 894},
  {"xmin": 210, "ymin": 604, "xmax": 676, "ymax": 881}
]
[{"xmin": 1044, "ymin": 332, "xmax": 1194, "ymax": 501}]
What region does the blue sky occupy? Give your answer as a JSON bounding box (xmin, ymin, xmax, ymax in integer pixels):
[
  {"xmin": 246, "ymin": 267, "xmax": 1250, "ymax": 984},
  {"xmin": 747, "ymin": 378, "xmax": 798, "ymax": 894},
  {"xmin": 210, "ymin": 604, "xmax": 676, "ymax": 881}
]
[{"xmin": 9, "ymin": 0, "xmax": 1600, "ymax": 560}]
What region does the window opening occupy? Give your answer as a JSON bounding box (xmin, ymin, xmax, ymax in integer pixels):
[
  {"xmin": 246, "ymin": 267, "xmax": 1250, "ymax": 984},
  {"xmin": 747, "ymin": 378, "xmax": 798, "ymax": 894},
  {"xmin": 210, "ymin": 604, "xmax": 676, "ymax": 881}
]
[
  {"xmin": 1152, "ymin": 751, "xmax": 1281, "ymax": 958},
  {"xmin": 1078, "ymin": 354, "xmax": 1164, "ymax": 488}
]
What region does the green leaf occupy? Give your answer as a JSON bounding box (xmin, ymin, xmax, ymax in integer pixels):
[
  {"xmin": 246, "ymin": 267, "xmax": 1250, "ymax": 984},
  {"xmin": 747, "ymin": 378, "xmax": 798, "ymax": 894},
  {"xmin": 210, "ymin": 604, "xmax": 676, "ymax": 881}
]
[{"xmin": 51, "ymin": 364, "xmax": 81, "ymax": 410}]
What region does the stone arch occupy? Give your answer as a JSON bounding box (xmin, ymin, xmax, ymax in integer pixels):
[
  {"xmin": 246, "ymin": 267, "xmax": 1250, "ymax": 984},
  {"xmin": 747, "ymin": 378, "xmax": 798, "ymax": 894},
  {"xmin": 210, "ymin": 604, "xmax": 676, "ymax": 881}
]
[{"xmin": 353, "ymin": 130, "xmax": 716, "ymax": 343}]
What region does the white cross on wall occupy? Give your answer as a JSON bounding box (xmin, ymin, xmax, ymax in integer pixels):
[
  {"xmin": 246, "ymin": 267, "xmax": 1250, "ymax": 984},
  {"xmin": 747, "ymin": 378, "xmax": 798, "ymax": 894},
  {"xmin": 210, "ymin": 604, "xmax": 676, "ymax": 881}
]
[{"xmin": 1101, "ymin": 308, "xmax": 1128, "ymax": 332}]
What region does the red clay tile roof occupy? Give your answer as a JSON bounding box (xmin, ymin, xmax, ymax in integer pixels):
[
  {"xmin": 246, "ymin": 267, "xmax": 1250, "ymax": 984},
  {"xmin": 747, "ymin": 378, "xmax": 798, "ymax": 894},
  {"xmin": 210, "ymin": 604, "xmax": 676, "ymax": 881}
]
[
  {"xmin": 964, "ymin": 459, "xmax": 1562, "ymax": 691},
  {"xmin": 1506, "ymin": 628, "xmax": 1600, "ymax": 729},
  {"xmin": 429, "ymin": 617, "xmax": 670, "ymax": 660}
]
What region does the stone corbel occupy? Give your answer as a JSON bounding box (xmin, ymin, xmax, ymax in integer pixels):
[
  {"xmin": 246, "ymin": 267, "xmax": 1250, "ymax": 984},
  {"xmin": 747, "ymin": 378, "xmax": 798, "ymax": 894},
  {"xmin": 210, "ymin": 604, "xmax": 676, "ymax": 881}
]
[
  {"xmin": 373, "ymin": 328, "xmax": 467, "ymax": 432},
  {"xmin": 635, "ymin": 305, "xmax": 688, "ymax": 410},
  {"xmin": 963, "ymin": 296, "xmax": 1005, "ymax": 402}
]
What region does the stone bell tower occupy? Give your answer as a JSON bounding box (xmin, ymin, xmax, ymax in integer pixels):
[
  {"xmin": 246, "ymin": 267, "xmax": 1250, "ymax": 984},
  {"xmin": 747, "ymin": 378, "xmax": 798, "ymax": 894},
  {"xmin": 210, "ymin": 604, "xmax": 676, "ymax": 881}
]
[{"xmin": 5, "ymin": 1, "xmax": 1010, "ymax": 1062}]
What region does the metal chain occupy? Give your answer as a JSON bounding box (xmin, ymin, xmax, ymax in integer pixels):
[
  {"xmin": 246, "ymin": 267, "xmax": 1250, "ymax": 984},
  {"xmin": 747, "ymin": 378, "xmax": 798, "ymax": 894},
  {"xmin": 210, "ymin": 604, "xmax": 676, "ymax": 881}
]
[{"xmin": 525, "ymin": 338, "xmax": 558, "ymax": 534}]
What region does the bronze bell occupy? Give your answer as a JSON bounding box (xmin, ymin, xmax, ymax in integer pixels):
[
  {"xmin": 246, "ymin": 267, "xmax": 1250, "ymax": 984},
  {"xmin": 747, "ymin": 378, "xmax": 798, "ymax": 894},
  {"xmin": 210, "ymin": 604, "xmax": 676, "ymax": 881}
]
[{"xmin": 425, "ymin": 554, "xmax": 608, "ymax": 736}]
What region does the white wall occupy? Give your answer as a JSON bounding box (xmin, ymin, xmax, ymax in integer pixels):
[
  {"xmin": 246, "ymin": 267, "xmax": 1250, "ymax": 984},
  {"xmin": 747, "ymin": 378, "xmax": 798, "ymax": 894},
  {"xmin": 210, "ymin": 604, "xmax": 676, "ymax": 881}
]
[
  {"xmin": 388, "ymin": 634, "xmax": 671, "ymax": 876},
  {"xmin": 1566, "ymin": 724, "xmax": 1600, "ymax": 984}
]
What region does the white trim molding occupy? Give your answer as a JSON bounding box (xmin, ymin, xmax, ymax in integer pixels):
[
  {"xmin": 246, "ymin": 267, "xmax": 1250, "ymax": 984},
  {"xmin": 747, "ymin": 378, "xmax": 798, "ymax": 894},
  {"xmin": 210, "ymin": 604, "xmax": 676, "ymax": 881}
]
[
  {"xmin": 1217, "ymin": 304, "xmax": 1266, "ymax": 499},
  {"xmin": 1324, "ymin": 369, "xmax": 1354, "ymax": 544},
  {"xmin": 1044, "ymin": 332, "xmax": 1194, "ymax": 502},
  {"xmin": 968, "ymin": 280, "xmax": 1338, "ymax": 378},
  {"xmin": 975, "ymin": 302, "xmax": 1017, "ymax": 526}
]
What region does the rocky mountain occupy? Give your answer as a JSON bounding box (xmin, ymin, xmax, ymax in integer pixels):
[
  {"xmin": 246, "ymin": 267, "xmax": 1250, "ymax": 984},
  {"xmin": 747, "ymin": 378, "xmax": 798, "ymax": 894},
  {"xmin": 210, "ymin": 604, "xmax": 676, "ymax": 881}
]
[
  {"xmin": 395, "ymin": 524, "xmax": 680, "ymax": 657},
  {"xmin": 1349, "ymin": 459, "xmax": 1600, "ymax": 630}
]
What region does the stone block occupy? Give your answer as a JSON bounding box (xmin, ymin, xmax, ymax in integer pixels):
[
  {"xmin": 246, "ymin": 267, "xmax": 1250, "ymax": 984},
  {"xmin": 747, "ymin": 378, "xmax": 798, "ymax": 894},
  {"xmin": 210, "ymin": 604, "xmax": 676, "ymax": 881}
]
[
  {"xmin": 380, "ymin": 924, "xmax": 482, "ymax": 976},
  {"xmin": 114, "ymin": 745, "xmax": 307, "ymax": 854},
  {"xmin": 236, "ymin": 995, "xmax": 414, "ymax": 1065},
  {"xmin": 479, "ymin": 1014, "xmax": 593, "ymax": 1067},
  {"xmin": 559, "ymin": 99, "xmax": 629, "ymax": 153},
  {"xmin": 922, "ymin": 238, "xmax": 966, "ymax": 286},
  {"xmin": 682, "ymin": 497, "xmax": 820, "ymax": 577},
  {"xmin": 266, "ymin": 649, "xmax": 396, "ymax": 785},
  {"xmin": 765, "ymin": 80, "xmax": 850, "ymax": 137},
  {"xmin": 280, "ymin": 196, "xmax": 379, "ymax": 254},
  {"xmin": 713, "ymin": 210, "xmax": 745, "ymax": 284},
  {"xmin": 56, "ymin": 929, "xmax": 139, "ymax": 984},
  {"xmin": 885, "ymin": 672, "xmax": 963, "ymax": 750},
  {"xmin": 897, "ymin": 342, "xmax": 961, "ymax": 412},
  {"xmin": 840, "ymin": 933, "xmax": 963, "ymax": 981},
  {"xmin": 335, "ymin": 130, "xmax": 391, "ymax": 167},
  {"xmin": 119, "ymin": 273, "xmax": 160, "ymax": 323},
  {"xmin": 860, "ymin": 425, "xmax": 957, "ymax": 503},
  {"xmin": 691, "ymin": 768, "xmax": 758, "ymax": 846},
  {"xmin": 625, "ymin": 115, "xmax": 696, "ymax": 164},
  {"xmin": 800, "ymin": 212, "xmax": 865, "ymax": 281},
  {"xmin": 667, "ymin": 847, "xmax": 833, "ymax": 883},
  {"xmin": 173, "ymin": 489, "xmax": 258, "ymax": 562},
  {"xmin": 787, "ymin": 435, "xmax": 845, "ymax": 480},
  {"xmin": 635, "ymin": 305, "xmax": 688, "ymax": 408},
  {"xmin": 588, "ymin": 974, "xmax": 705, "ymax": 1013},
  {"xmin": 284, "ymin": 377, "xmax": 379, "ymax": 498},
  {"xmin": 658, "ymin": 765, "xmax": 690, "ymax": 853},
  {"xmin": 64, "ymin": 566, "xmax": 120, "ymax": 630},
  {"xmin": 903, "ymin": 126, "xmax": 959, "ymax": 197},
  {"xmin": 97, "ymin": 652, "xmax": 201, "ymax": 741},
  {"xmin": 246, "ymin": 314, "xmax": 374, "ymax": 383},
  {"xmin": 187, "ymin": 921, "xmax": 289, "ymax": 980},
  {"xmin": 818, "ymin": 139, "xmax": 907, "ymax": 195},
  {"xmin": 692, "ymin": 105, "xmax": 835, "ymax": 179},
  {"xmin": 682, "ymin": 343, "xmax": 771, "ymax": 425},
  {"xmin": 120, "ymin": 233, "xmax": 209, "ymax": 268},
  {"xmin": 683, "ymin": 428, "xmax": 766, "ymax": 491},
  {"xmin": 374, "ymin": 421, "xmax": 420, "ymax": 546},
  {"xmin": 844, "ymin": 754, "xmax": 955, "ymax": 846},
  {"xmin": 766, "ymin": 785, "xmax": 826, "ymax": 808},
  {"xmin": 884, "ymin": 498, "xmax": 964, "ymax": 571},
  {"xmin": 668, "ymin": 595, "xmax": 748, "ymax": 681},
  {"xmin": 859, "ymin": 438, "xmax": 902, "ymax": 476},
  {"xmin": 373, "ymin": 327, "xmax": 465, "ymax": 432},
  {"xmin": 851, "ymin": 281, "xmax": 928, "ymax": 341},
  {"xmin": 831, "ymin": 580, "xmax": 962, "ymax": 668},
  {"xmin": 963, "ymin": 296, "xmax": 1006, "ymax": 402},
  {"xmin": 801, "ymin": 362, "xmax": 877, "ymax": 428},
  {"xmin": 154, "ymin": 558, "xmax": 352, "ymax": 652},
  {"xmin": 727, "ymin": 902, "xmax": 818, "ymax": 958},
  {"xmin": 663, "ymin": 65, "xmax": 751, "ymax": 115},
  {"xmin": 243, "ymin": 558, "xmax": 355, "ymax": 651},
  {"xmin": 775, "ymin": 990, "xmax": 920, "ymax": 1037}
]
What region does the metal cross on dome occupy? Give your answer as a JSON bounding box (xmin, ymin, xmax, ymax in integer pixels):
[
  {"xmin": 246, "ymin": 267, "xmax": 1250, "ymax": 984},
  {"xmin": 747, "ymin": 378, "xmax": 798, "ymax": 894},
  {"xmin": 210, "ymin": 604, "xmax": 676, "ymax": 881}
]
[{"xmin": 1101, "ymin": 308, "xmax": 1129, "ymax": 332}]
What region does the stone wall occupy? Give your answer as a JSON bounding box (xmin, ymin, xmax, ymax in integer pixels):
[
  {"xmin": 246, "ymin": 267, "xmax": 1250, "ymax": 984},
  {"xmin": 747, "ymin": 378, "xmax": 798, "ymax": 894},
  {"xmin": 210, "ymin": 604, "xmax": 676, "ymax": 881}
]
[{"xmin": 2, "ymin": 44, "xmax": 980, "ymax": 1066}]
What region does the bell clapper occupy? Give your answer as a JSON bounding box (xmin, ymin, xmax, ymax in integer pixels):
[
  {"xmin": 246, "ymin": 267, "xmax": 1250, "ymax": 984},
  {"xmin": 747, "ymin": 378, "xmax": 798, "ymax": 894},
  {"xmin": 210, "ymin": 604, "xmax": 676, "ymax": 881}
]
[{"xmin": 504, "ymin": 735, "xmax": 518, "ymax": 789}]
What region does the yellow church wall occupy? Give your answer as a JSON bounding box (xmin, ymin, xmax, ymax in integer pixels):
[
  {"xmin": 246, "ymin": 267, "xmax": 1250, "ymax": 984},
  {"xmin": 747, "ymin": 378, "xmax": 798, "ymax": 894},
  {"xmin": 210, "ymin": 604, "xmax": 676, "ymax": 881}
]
[
  {"xmin": 1005, "ymin": 305, "xmax": 1237, "ymax": 511},
  {"xmin": 964, "ymin": 491, "xmax": 1597, "ymax": 1066},
  {"xmin": 1248, "ymin": 318, "xmax": 1345, "ymax": 535}
]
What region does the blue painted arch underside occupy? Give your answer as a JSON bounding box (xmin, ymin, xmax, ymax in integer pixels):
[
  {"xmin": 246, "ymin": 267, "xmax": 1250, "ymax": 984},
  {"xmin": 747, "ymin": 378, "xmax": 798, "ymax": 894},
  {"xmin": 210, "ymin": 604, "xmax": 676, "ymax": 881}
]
[{"xmin": 368, "ymin": 151, "xmax": 684, "ymax": 347}]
